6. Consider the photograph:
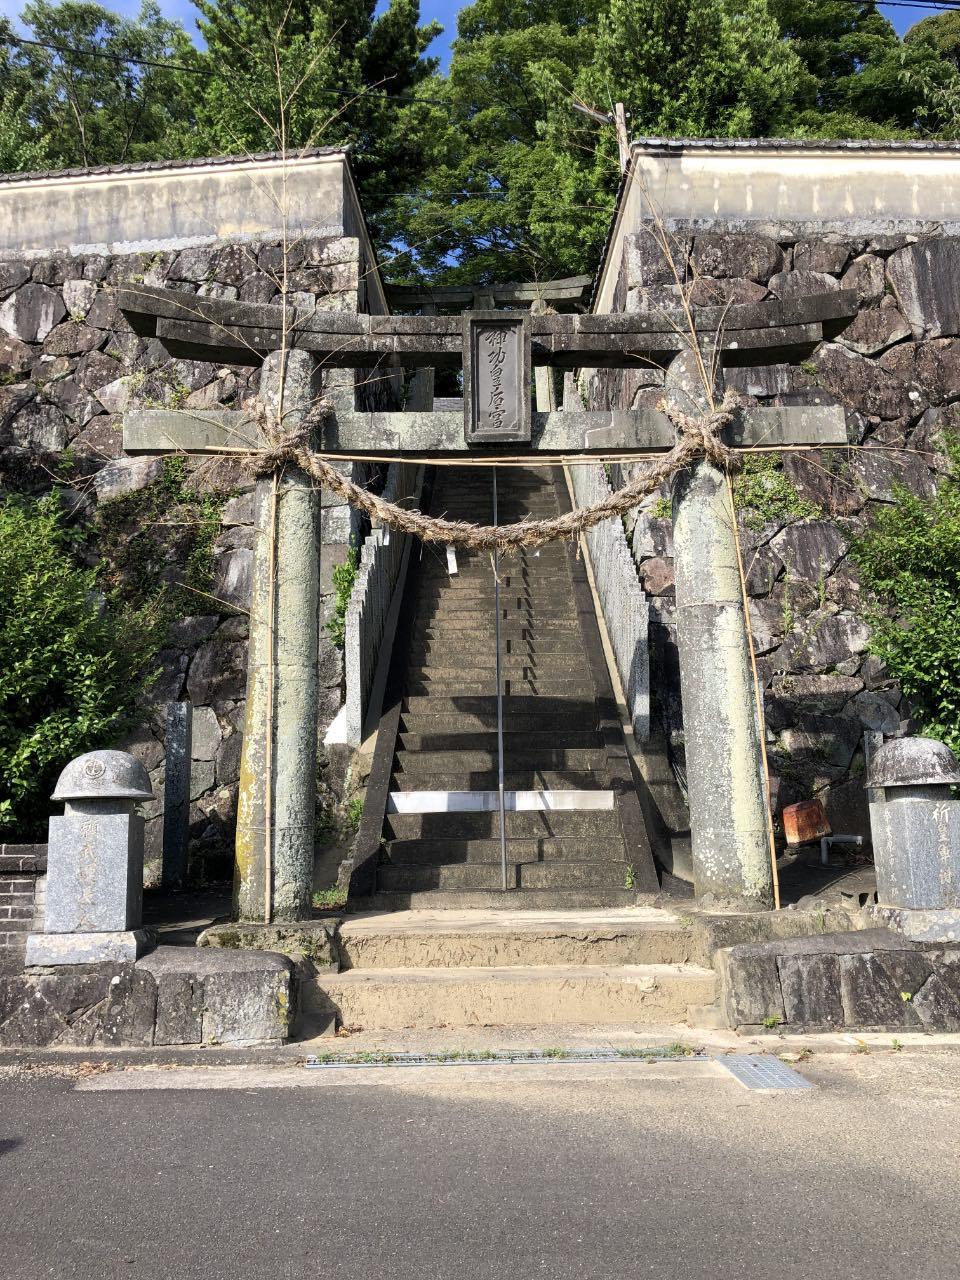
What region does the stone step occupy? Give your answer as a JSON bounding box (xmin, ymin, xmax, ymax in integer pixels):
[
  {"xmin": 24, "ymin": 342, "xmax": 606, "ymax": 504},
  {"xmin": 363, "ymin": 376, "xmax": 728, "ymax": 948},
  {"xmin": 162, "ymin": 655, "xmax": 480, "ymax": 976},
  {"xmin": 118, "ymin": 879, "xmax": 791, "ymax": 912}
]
[
  {"xmin": 337, "ymin": 909, "xmax": 703, "ymax": 969},
  {"xmin": 401, "ymin": 701, "xmax": 604, "ymax": 721},
  {"xmin": 311, "ymin": 964, "xmax": 717, "ymax": 1029},
  {"xmin": 377, "ymin": 860, "xmax": 631, "ymax": 893},
  {"xmin": 392, "ymin": 748, "xmax": 609, "ymax": 773},
  {"xmin": 407, "ymin": 667, "xmax": 592, "ymax": 686},
  {"xmin": 414, "ymin": 624, "xmax": 580, "ymax": 638},
  {"xmin": 420, "ymin": 605, "xmax": 579, "ymax": 621},
  {"xmin": 415, "ymin": 623, "xmax": 581, "ymax": 640},
  {"xmin": 412, "ymin": 638, "xmax": 583, "ymax": 653},
  {"xmin": 400, "ymin": 712, "xmax": 601, "ymax": 734},
  {"xmin": 416, "ymin": 599, "xmax": 572, "ymax": 613},
  {"xmin": 385, "ymin": 809, "xmax": 623, "ymax": 840},
  {"xmin": 418, "ymin": 578, "xmax": 570, "ymax": 590},
  {"xmin": 396, "ymin": 730, "xmax": 604, "ymax": 752},
  {"xmin": 405, "ymin": 681, "xmax": 596, "ymax": 698},
  {"xmin": 417, "ymin": 580, "xmax": 568, "ymax": 595},
  {"xmin": 384, "ymin": 838, "xmax": 623, "ymax": 864},
  {"xmin": 412, "ymin": 650, "xmax": 586, "ymax": 670},
  {"xmin": 408, "ymin": 640, "xmax": 588, "ymax": 658},
  {"xmin": 427, "ymin": 503, "xmax": 559, "ymax": 514},
  {"xmin": 420, "ymin": 564, "xmax": 568, "ymax": 577},
  {"xmin": 361, "ymin": 887, "xmax": 642, "ymax": 910},
  {"xmin": 417, "ymin": 595, "xmax": 574, "ymax": 611},
  {"xmin": 389, "ymin": 771, "xmax": 612, "ymax": 792}
]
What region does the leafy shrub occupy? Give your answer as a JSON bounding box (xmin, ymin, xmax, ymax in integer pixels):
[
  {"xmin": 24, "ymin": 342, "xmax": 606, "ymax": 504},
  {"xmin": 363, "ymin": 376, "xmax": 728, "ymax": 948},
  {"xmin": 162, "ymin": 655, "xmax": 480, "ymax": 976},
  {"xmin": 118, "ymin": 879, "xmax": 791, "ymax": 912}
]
[
  {"xmin": 326, "ymin": 548, "xmax": 359, "ymax": 650},
  {"xmin": 733, "ymin": 453, "xmax": 821, "ymax": 530},
  {"xmin": 0, "ymin": 495, "xmax": 162, "ymax": 837},
  {"xmin": 852, "ymin": 440, "xmax": 960, "ymax": 754}
]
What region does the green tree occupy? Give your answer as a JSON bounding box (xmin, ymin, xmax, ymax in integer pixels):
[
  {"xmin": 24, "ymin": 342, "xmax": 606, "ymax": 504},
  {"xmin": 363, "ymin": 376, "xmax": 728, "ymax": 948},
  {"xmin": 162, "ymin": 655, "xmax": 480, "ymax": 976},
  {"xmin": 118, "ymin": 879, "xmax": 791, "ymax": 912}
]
[
  {"xmin": 906, "ymin": 10, "xmax": 960, "ymax": 69},
  {"xmin": 401, "ymin": 0, "xmax": 802, "ymax": 284},
  {"xmin": 0, "ymin": 18, "xmax": 52, "ymax": 171},
  {"xmin": 532, "ymin": 0, "xmax": 802, "ymax": 275},
  {"xmin": 771, "ymin": 0, "xmax": 958, "ymax": 137},
  {"xmin": 2, "ymin": 1, "xmax": 199, "ymax": 169},
  {"xmin": 184, "ymin": 0, "xmax": 443, "ymax": 245},
  {"xmin": 390, "ymin": 0, "xmax": 605, "ymax": 283},
  {"xmin": 852, "ymin": 442, "xmax": 960, "ymax": 757},
  {"xmin": 0, "ymin": 496, "xmax": 161, "ymax": 838},
  {"xmin": 902, "ymin": 12, "xmax": 960, "ymax": 136}
]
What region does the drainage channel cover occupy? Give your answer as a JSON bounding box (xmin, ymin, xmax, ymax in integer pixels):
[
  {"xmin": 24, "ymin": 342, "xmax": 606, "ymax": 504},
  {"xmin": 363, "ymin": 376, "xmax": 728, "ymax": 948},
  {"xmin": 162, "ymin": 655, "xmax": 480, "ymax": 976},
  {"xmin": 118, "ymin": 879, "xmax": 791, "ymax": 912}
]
[
  {"xmin": 718, "ymin": 1054, "xmax": 813, "ymax": 1091},
  {"xmin": 303, "ymin": 1048, "xmax": 707, "ymax": 1070}
]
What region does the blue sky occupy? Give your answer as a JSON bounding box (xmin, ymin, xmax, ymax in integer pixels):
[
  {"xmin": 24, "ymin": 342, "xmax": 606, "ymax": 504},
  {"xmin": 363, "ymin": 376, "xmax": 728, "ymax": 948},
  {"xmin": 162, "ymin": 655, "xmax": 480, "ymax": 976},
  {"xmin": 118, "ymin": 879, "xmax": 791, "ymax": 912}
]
[{"xmin": 0, "ymin": 1, "xmax": 948, "ymax": 66}]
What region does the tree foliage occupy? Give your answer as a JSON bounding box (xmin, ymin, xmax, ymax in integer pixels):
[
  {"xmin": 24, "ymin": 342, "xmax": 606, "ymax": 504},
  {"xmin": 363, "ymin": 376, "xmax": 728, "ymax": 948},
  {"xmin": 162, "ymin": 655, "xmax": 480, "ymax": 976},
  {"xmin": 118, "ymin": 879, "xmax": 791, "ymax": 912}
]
[
  {"xmin": 385, "ymin": 0, "xmax": 606, "ymax": 283},
  {"xmin": 529, "ymin": 0, "xmax": 803, "ymax": 277},
  {"xmin": 0, "ymin": 496, "xmax": 161, "ymax": 838},
  {"xmin": 185, "ymin": 0, "xmax": 443, "ymax": 239},
  {"xmin": 2, "ymin": 0, "xmax": 960, "ymax": 279},
  {"xmin": 772, "ymin": 0, "xmax": 960, "ymax": 138},
  {"xmin": 852, "ymin": 442, "xmax": 960, "ymax": 757},
  {"xmin": 902, "ymin": 11, "xmax": 960, "ymax": 136},
  {"xmin": 0, "ymin": 2, "xmax": 197, "ymax": 169}
]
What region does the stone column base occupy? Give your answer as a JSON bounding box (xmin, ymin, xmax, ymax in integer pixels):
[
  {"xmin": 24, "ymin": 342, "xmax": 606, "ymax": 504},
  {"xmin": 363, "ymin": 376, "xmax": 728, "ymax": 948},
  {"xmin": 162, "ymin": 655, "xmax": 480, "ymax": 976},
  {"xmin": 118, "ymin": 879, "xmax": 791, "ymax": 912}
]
[
  {"xmin": 25, "ymin": 929, "xmax": 150, "ymax": 966},
  {"xmin": 875, "ymin": 906, "xmax": 960, "ymax": 944}
]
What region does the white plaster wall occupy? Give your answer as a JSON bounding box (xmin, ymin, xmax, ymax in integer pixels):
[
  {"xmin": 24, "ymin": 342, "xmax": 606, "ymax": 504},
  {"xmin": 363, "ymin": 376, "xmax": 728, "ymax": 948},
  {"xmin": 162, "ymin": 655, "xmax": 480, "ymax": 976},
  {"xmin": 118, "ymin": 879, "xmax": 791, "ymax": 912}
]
[
  {"xmin": 596, "ymin": 140, "xmax": 960, "ymax": 313},
  {"xmin": 1, "ymin": 152, "xmax": 342, "ymax": 254}
]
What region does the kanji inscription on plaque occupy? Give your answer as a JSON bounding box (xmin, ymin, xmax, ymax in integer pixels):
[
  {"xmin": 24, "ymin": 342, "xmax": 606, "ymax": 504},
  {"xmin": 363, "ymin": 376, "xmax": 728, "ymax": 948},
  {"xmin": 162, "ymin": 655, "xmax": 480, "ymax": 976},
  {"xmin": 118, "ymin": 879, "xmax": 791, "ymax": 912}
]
[{"xmin": 463, "ymin": 311, "xmax": 531, "ymax": 444}]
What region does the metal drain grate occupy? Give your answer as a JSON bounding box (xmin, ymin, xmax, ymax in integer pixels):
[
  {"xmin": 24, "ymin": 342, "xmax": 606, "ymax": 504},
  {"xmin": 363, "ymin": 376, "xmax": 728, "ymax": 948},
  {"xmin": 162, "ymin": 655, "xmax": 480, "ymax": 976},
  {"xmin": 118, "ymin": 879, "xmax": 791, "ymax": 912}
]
[
  {"xmin": 303, "ymin": 1048, "xmax": 705, "ymax": 1070},
  {"xmin": 717, "ymin": 1054, "xmax": 813, "ymax": 1091}
]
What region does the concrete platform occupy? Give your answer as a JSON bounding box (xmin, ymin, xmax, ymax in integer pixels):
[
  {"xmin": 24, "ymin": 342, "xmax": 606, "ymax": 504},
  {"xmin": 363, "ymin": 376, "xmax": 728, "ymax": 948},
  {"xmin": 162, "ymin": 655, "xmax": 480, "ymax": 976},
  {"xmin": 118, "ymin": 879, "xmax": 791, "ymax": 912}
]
[
  {"xmin": 338, "ymin": 907, "xmax": 706, "ymax": 968},
  {"xmin": 308, "ymin": 907, "xmax": 715, "ymax": 1030},
  {"xmin": 314, "ymin": 963, "xmax": 717, "ymax": 1030}
]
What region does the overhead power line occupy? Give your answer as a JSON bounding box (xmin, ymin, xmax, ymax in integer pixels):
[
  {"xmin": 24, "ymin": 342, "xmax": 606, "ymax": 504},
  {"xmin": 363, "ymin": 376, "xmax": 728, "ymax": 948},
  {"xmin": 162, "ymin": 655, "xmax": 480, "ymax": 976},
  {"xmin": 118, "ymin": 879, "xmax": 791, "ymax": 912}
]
[{"xmin": 874, "ymin": 0, "xmax": 960, "ymax": 10}]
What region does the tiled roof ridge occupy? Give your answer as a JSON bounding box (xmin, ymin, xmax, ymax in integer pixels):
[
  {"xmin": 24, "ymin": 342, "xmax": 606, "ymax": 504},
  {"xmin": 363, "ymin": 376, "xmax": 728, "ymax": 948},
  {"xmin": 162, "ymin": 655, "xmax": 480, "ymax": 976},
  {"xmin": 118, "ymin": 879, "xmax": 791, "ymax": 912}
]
[
  {"xmin": 632, "ymin": 135, "xmax": 960, "ymax": 153},
  {"xmin": 0, "ymin": 146, "xmax": 346, "ymax": 186}
]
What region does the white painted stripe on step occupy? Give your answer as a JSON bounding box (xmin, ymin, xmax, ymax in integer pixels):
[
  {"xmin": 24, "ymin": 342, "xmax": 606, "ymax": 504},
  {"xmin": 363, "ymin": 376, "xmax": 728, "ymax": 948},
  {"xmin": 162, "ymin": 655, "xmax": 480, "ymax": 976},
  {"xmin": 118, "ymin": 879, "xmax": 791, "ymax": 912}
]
[
  {"xmin": 446, "ymin": 545, "xmax": 458, "ymax": 575},
  {"xmin": 387, "ymin": 790, "xmax": 616, "ymax": 814}
]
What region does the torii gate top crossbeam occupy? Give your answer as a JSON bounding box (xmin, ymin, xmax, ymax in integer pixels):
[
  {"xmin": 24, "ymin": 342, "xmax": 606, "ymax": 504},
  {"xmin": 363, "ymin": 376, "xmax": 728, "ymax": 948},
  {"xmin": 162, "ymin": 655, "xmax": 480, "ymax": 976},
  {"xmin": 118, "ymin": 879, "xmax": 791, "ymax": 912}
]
[
  {"xmin": 119, "ymin": 283, "xmax": 856, "ymax": 457},
  {"xmin": 384, "ymin": 275, "xmax": 593, "ymax": 313},
  {"xmin": 118, "ymin": 285, "xmax": 857, "ymax": 370}
]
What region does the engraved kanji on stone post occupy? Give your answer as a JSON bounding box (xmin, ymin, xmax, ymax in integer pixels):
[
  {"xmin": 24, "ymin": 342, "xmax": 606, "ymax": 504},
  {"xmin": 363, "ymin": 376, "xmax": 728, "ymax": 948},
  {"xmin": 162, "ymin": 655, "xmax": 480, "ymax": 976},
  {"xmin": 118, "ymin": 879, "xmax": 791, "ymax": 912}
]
[{"xmin": 463, "ymin": 312, "xmax": 531, "ymax": 444}]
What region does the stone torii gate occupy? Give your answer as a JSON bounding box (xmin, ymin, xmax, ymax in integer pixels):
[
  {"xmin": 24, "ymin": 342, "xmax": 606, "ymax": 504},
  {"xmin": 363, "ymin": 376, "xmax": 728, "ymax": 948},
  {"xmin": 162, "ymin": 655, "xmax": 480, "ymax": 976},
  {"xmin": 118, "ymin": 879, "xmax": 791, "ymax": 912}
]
[{"xmin": 119, "ymin": 282, "xmax": 859, "ymax": 919}]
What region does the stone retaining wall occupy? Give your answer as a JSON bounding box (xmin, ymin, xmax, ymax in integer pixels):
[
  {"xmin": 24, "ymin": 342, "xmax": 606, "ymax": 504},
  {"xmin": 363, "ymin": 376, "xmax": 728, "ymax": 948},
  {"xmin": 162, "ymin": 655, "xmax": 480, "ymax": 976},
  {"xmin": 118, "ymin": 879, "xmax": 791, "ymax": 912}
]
[
  {"xmin": 0, "ymin": 946, "xmax": 293, "ymax": 1046},
  {"xmin": 590, "ymin": 225, "xmax": 958, "ymax": 844},
  {"xmin": 717, "ymin": 928, "xmax": 960, "ymax": 1032},
  {"xmin": 0, "ymin": 233, "xmax": 381, "ymax": 883}
]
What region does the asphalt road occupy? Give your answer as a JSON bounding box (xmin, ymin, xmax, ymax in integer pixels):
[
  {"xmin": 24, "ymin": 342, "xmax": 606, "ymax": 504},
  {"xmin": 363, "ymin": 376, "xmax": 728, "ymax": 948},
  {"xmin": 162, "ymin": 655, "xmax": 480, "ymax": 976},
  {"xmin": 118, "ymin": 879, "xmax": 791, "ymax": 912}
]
[{"xmin": 1, "ymin": 1050, "xmax": 958, "ymax": 1280}]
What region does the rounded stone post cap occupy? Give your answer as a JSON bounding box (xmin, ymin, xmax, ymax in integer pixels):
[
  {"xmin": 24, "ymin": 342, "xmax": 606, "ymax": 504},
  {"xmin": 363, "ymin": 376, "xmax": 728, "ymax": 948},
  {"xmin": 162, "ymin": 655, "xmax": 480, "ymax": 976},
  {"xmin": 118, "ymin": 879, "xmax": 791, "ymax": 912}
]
[
  {"xmin": 865, "ymin": 737, "xmax": 960, "ymax": 789},
  {"xmin": 52, "ymin": 750, "xmax": 154, "ymax": 801}
]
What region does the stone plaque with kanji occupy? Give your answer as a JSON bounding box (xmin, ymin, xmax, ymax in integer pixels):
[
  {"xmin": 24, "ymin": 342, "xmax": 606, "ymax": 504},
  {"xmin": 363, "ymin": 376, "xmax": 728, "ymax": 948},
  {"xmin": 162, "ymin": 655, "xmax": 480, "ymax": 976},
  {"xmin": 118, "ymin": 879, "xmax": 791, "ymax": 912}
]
[{"xmin": 463, "ymin": 311, "xmax": 531, "ymax": 444}]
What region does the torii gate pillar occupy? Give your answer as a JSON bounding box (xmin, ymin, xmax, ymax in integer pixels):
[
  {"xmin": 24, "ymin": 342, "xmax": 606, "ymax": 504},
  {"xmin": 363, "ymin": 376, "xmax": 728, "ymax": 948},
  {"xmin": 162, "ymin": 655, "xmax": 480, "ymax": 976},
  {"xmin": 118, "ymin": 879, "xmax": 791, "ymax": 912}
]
[
  {"xmin": 235, "ymin": 349, "xmax": 322, "ymax": 922},
  {"xmin": 667, "ymin": 347, "xmax": 774, "ymax": 909}
]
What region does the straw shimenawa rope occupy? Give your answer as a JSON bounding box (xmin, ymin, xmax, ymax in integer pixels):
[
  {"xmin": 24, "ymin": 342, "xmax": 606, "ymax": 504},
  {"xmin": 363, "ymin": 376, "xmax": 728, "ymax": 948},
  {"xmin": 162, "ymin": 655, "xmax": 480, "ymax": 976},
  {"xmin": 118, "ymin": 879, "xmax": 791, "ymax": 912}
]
[{"xmin": 247, "ymin": 390, "xmax": 741, "ymax": 552}]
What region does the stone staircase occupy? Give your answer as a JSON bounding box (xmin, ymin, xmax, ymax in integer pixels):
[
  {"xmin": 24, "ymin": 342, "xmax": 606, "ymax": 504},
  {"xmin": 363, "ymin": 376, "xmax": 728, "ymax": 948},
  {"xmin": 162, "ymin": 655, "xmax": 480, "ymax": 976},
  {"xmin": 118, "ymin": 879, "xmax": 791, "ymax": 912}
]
[
  {"xmin": 313, "ymin": 909, "xmax": 717, "ymax": 1030},
  {"xmin": 368, "ymin": 465, "xmax": 658, "ymax": 908}
]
